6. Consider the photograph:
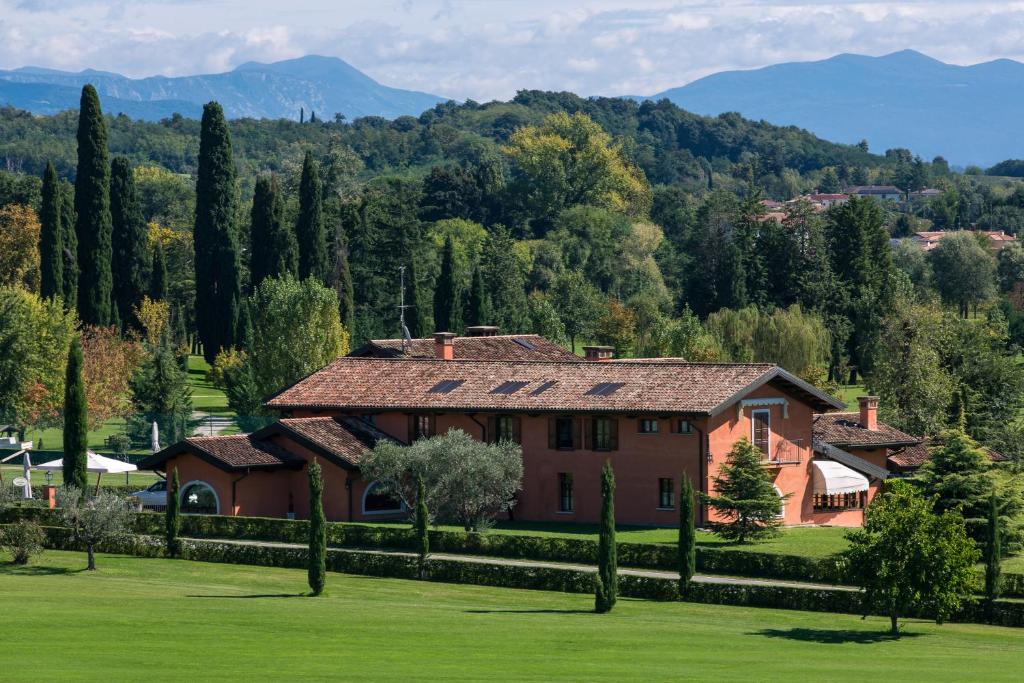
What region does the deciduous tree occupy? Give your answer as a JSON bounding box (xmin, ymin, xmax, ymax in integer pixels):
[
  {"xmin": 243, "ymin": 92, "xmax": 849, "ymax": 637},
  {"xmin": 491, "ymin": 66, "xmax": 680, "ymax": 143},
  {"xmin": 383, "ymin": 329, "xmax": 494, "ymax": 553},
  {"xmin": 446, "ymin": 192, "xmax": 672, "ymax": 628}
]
[
  {"xmin": 0, "ymin": 204, "xmax": 41, "ymax": 292},
  {"xmin": 57, "ymin": 487, "xmax": 135, "ymax": 571}
]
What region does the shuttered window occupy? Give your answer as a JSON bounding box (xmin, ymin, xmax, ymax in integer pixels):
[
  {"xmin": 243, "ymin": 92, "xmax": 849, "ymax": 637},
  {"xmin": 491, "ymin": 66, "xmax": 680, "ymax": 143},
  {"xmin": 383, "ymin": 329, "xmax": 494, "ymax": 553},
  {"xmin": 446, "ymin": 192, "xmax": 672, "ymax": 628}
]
[
  {"xmin": 549, "ymin": 417, "xmax": 578, "ymax": 450},
  {"xmin": 592, "ymin": 417, "xmax": 618, "ymax": 451},
  {"xmin": 751, "ymin": 409, "xmax": 770, "ymax": 456}
]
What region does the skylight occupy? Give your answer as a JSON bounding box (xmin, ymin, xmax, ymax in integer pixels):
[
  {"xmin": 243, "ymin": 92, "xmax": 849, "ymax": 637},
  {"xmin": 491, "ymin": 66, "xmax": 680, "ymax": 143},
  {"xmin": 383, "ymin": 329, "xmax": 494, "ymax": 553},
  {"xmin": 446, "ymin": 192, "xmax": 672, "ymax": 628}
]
[
  {"xmin": 512, "ymin": 337, "xmax": 536, "ymax": 351},
  {"xmin": 491, "ymin": 380, "xmax": 529, "ymax": 395},
  {"xmin": 530, "ymin": 380, "xmax": 557, "ymax": 395},
  {"xmin": 586, "ymin": 382, "xmax": 625, "ymax": 396},
  {"xmin": 428, "ymin": 379, "xmax": 465, "ymax": 394}
]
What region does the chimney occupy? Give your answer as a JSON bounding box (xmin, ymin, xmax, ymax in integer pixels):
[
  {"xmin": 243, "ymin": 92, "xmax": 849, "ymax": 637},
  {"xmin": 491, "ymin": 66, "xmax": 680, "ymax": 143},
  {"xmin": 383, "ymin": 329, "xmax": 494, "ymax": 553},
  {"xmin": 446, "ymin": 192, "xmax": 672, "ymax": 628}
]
[
  {"xmin": 434, "ymin": 332, "xmax": 456, "ymax": 360},
  {"xmin": 465, "ymin": 325, "xmax": 499, "ymax": 337},
  {"xmin": 858, "ymin": 396, "xmax": 879, "ymax": 431},
  {"xmin": 583, "ymin": 345, "xmax": 615, "ymax": 362}
]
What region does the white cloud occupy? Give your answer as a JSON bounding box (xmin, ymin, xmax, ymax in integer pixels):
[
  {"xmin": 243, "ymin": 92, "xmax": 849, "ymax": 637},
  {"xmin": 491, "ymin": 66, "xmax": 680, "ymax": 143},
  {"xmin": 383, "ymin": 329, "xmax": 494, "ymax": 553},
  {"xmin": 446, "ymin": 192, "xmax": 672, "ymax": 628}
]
[{"xmin": 1, "ymin": 1, "xmax": 1024, "ymax": 100}]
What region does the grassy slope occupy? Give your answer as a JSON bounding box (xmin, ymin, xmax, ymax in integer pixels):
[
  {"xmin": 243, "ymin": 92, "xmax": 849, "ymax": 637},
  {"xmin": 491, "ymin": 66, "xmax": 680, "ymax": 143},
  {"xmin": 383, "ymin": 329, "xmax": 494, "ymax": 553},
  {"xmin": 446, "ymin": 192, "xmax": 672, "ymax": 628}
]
[{"xmin": 2, "ymin": 550, "xmax": 1022, "ymax": 682}]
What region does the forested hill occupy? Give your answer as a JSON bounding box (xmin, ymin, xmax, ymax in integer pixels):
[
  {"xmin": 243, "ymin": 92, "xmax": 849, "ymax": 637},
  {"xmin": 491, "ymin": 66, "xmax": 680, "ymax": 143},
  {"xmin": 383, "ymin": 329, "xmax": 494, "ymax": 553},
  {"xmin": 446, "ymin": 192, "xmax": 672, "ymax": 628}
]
[{"xmin": 1, "ymin": 89, "xmax": 880, "ymax": 190}]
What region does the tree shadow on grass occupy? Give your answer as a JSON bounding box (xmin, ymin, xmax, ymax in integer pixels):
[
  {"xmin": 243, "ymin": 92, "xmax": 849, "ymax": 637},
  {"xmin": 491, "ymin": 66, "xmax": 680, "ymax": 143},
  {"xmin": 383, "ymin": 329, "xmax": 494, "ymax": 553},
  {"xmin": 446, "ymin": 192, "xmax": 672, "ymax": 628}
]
[
  {"xmin": 0, "ymin": 564, "xmax": 86, "ymax": 576},
  {"xmin": 751, "ymin": 628, "xmax": 924, "ymax": 644},
  {"xmin": 186, "ymin": 593, "xmax": 306, "ymax": 599},
  {"xmin": 465, "ymin": 609, "xmax": 594, "ymax": 615}
]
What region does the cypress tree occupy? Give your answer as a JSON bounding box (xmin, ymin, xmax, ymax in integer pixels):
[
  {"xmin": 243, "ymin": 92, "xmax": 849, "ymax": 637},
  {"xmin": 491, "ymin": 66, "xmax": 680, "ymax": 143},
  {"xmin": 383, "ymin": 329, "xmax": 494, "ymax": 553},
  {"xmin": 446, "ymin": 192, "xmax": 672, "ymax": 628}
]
[
  {"xmin": 249, "ymin": 174, "xmax": 297, "ymax": 286},
  {"xmin": 166, "ymin": 468, "xmax": 181, "ymax": 557},
  {"xmin": 433, "ymin": 235, "xmax": 460, "ymax": 332},
  {"xmin": 332, "ymin": 228, "xmax": 356, "ymax": 335},
  {"xmin": 307, "ymin": 459, "xmax": 326, "ymax": 596},
  {"xmin": 62, "ymin": 337, "xmax": 89, "ymax": 491},
  {"xmin": 984, "ymin": 490, "xmax": 1002, "ymax": 622},
  {"xmin": 110, "ymin": 156, "xmax": 151, "ymax": 330},
  {"xmin": 150, "ymin": 243, "xmax": 168, "ymax": 300},
  {"xmin": 595, "ymin": 459, "xmax": 617, "ymax": 613},
  {"xmin": 40, "ymin": 162, "xmax": 64, "ymax": 301},
  {"xmin": 235, "ymin": 298, "xmax": 254, "ymax": 352},
  {"xmin": 296, "ymin": 151, "xmax": 329, "ymax": 282},
  {"xmin": 415, "ymin": 477, "xmax": 429, "ymax": 579},
  {"xmin": 465, "ymin": 263, "xmax": 490, "ymax": 327},
  {"xmin": 481, "ymin": 226, "xmax": 528, "ymax": 332},
  {"xmin": 194, "ymin": 102, "xmax": 242, "ymax": 362},
  {"xmin": 60, "ymin": 182, "xmax": 79, "ymax": 311},
  {"xmin": 678, "ymin": 475, "xmax": 696, "ymax": 596},
  {"xmin": 74, "ymin": 84, "xmax": 113, "ymax": 325}
]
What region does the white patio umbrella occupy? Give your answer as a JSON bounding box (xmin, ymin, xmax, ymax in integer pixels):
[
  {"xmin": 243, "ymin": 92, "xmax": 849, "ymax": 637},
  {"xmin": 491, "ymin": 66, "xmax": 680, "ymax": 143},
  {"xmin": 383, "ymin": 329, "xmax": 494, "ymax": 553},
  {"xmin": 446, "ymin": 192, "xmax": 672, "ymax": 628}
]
[
  {"xmin": 151, "ymin": 421, "xmax": 160, "ymax": 454},
  {"xmin": 34, "ymin": 451, "xmax": 137, "ymax": 494}
]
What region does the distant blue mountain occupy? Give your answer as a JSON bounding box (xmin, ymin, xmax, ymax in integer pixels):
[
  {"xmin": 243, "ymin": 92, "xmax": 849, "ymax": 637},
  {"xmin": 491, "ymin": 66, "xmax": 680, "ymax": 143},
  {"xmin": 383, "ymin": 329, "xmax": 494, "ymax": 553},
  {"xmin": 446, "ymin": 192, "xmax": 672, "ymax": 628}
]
[
  {"xmin": 641, "ymin": 50, "xmax": 1024, "ymax": 166},
  {"xmin": 0, "ymin": 55, "xmax": 447, "ymax": 121}
]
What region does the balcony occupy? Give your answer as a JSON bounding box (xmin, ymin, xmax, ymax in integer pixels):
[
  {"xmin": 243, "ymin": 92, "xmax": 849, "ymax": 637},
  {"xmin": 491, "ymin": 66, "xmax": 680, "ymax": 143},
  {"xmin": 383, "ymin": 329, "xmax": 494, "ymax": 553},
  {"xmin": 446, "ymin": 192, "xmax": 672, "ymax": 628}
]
[{"xmin": 761, "ymin": 438, "xmax": 803, "ymax": 466}]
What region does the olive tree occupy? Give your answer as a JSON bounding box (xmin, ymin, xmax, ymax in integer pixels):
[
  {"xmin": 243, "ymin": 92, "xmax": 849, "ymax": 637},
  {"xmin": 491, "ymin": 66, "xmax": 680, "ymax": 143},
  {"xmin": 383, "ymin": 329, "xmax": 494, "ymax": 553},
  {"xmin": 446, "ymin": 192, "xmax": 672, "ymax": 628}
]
[
  {"xmin": 360, "ymin": 429, "xmax": 523, "ymax": 531},
  {"xmin": 57, "ymin": 487, "xmax": 136, "ymax": 570}
]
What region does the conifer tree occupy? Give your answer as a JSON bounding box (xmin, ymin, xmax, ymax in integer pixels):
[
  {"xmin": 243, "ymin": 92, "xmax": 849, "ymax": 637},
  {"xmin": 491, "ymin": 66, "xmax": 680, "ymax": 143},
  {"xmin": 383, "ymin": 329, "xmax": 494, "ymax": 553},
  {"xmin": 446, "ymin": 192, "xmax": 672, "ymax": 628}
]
[
  {"xmin": 74, "ymin": 85, "xmax": 113, "ymax": 325},
  {"xmin": 166, "ymin": 468, "xmax": 181, "ymax": 557},
  {"xmin": 482, "ymin": 226, "xmax": 528, "ymax": 332},
  {"xmin": 702, "ymin": 438, "xmax": 785, "ymax": 542},
  {"xmin": 595, "ymin": 460, "xmax": 617, "ymax": 613},
  {"xmin": 39, "ymin": 161, "xmax": 64, "ymax": 301},
  {"xmin": 62, "ymin": 337, "xmax": 88, "ymax": 491},
  {"xmin": 465, "ymin": 262, "xmax": 490, "ymax": 327},
  {"xmin": 249, "ymin": 174, "xmax": 297, "ymax": 286},
  {"xmin": 415, "ymin": 477, "xmax": 429, "ymax": 579},
  {"xmin": 433, "ymin": 235, "xmax": 460, "ymax": 332},
  {"xmin": 194, "ymin": 101, "xmax": 242, "ymax": 362},
  {"xmin": 110, "ymin": 156, "xmax": 151, "ymax": 330},
  {"xmin": 678, "ymin": 475, "xmax": 696, "ymax": 596},
  {"xmin": 297, "ymin": 151, "xmax": 329, "ymax": 282},
  {"xmin": 60, "ymin": 183, "xmax": 78, "ymax": 311},
  {"xmin": 307, "ymin": 458, "xmax": 326, "ymax": 596},
  {"xmin": 331, "ymin": 229, "xmax": 356, "ymax": 335},
  {"xmin": 984, "ymin": 490, "xmax": 1002, "ymax": 622},
  {"xmin": 405, "ymin": 248, "xmax": 429, "ymax": 338},
  {"xmin": 919, "ymin": 415, "xmax": 992, "ymax": 542},
  {"xmin": 150, "ymin": 243, "xmax": 168, "ymax": 300},
  {"xmin": 234, "ymin": 298, "xmax": 254, "ymax": 352}
]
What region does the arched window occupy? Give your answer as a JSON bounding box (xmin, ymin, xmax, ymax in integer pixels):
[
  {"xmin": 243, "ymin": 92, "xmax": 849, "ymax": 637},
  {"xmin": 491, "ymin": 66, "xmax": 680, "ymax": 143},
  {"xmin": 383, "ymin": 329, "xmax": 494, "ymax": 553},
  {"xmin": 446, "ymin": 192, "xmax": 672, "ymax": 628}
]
[
  {"xmin": 180, "ymin": 481, "xmax": 219, "ymax": 515},
  {"xmin": 361, "ymin": 481, "xmax": 404, "ymax": 515},
  {"xmin": 772, "ymin": 484, "xmax": 786, "ymax": 520}
]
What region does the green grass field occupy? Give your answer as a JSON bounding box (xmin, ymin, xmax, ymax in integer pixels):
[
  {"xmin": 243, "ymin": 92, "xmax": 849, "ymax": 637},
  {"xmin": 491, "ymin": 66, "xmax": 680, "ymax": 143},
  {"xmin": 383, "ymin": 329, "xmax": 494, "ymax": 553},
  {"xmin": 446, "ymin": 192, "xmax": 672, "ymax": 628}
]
[
  {"xmin": 2, "ymin": 550, "xmax": 1022, "ymax": 681},
  {"xmin": 187, "ymin": 355, "xmax": 231, "ymax": 414},
  {"xmin": 0, "ymin": 465, "xmax": 160, "ymax": 489}
]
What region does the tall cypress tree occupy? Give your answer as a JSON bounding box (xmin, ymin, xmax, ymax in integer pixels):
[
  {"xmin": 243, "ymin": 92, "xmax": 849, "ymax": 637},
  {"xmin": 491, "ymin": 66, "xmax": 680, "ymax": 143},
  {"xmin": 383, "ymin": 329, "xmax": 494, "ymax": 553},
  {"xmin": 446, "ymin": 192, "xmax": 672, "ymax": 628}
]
[
  {"xmin": 74, "ymin": 84, "xmax": 113, "ymax": 325},
  {"xmin": 62, "ymin": 337, "xmax": 89, "ymax": 491},
  {"xmin": 150, "ymin": 242, "xmax": 168, "ymax": 300},
  {"xmin": 60, "ymin": 181, "xmax": 79, "ymax": 311},
  {"xmin": 166, "ymin": 468, "xmax": 181, "ymax": 558},
  {"xmin": 307, "ymin": 459, "xmax": 326, "ymax": 596},
  {"xmin": 332, "ymin": 228, "xmax": 356, "ymax": 335},
  {"xmin": 678, "ymin": 475, "xmax": 696, "ymax": 596},
  {"xmin": 296, "ymin": 151, "xmax": 329, "ymax": 282},
  {"xmin": 39, "ymin": 162, "xmax": 64, "ymax": 301},
  {"xmin": 595, "ymin": 459, "xmax": 617, "ymax": 613},
  {"xmin": 415, "ymin": 477, "xmax": 429, "ymax": 579},
  {"xmin": 465, "ymin": 262, "xmax": 490, "ymax": 327},
  {"xmin": 110, "ymin": 156, "xmax": 151, "ymax": 330},
  {"xmin": 194, "ymin": 101, "xmax": 242, "ymax": 362},
  {"xmin": 433, "ymin": 235, "xmax": 460, "ymax": 332},
  {"xmin": 249, "ymin": 174, "xmax": 297, "ymax": 286}
]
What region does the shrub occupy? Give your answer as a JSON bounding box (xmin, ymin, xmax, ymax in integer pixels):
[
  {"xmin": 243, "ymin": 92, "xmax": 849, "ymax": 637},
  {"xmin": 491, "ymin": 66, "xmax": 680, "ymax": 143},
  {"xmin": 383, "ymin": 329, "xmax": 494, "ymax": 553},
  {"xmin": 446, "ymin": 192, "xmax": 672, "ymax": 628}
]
[{"xmin": 0, "ymin": 520, "xmax": 46, "ymax": 564}]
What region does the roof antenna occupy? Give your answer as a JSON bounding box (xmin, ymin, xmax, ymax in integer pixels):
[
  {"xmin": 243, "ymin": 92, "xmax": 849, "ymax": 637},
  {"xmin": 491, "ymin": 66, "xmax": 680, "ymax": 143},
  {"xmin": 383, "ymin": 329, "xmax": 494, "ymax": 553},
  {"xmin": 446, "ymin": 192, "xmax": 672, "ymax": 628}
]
[{"xmin": 398, "ymin": 265, "xmax": 413, "ymax": 352}]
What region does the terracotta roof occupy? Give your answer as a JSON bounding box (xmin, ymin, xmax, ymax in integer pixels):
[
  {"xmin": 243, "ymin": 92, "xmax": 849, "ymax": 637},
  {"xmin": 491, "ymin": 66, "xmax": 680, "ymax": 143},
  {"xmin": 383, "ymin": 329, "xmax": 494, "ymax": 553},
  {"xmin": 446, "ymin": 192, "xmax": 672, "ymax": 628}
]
[
  {"xmin": 266, "ymin": 357, "xmax": 844, "ymax": 415},
  {"xmin": 273, "ymin": 416, "xmax": 398, "ymax": 467},
  {"xmin": 140, "ymin": 433, "xmax": 304, "ymax": 472},
  {"xmin": 813, "ymin": 412, "xmax": 920, "ymax": 448},
  {"xmin": 888, "ymin": 439, "xmax": 1009, "ymax": 471},
  {"xmin": 349, "ymin": 334, "xmax": 579, "ymax": 362}
]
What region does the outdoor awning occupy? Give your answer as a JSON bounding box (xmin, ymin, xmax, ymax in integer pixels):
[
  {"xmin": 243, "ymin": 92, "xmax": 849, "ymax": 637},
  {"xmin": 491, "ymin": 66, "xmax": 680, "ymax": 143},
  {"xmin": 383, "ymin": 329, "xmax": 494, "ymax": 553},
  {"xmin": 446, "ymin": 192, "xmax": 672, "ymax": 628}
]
[
  {"xmin": 34, "ymin": 452, "xmax": 137, "ymax": 474},
  {"xmin": 812, "ymin": 460, "xmax": 869, "ymax": 495}
]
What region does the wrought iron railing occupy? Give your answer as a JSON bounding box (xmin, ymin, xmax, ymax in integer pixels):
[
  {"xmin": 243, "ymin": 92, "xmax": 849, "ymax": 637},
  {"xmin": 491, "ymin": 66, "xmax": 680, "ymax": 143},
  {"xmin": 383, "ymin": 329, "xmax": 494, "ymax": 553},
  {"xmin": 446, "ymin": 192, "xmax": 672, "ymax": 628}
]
[{"xmin": 762, "ymin": 438, "xmax": 804, "ymax": 465}]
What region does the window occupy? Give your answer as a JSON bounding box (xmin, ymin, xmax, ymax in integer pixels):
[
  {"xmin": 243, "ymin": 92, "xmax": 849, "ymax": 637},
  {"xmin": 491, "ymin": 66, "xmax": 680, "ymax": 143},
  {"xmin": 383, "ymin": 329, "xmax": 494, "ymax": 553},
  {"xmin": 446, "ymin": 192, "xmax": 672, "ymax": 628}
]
[
  {"xmin": 496, "ymin": 415, "xmax": 516, "ymax": 442},
  {"xmin": 587, "ymin": 382, "xmax": 625, "ymax": 396},
  {"xmin": 428, "ymin": 379, "xmax": 464, "ymax": 394},
  {"xmin": 593, "ymin": 417, "xmax": 615, "ymax": 451},
  {"xmin": 531, "ymin": 380, "xmax": 557, "ymax": 395},
  {"xmin": 751, "ymin": 409, "xmax": 771, "ymax": 456},
  {"xmin": 179, "ymin": 481, "xmax": 219, "ymax": 515},
  {"xmin": 639, "ymin": 418, "xmax": 659, "ymax": 434},
  {"xmin": 673, "ymin": 419, "xmax": 694, "ymax": 435},
  {"xmin": 813, "ymin": 491, "xmax": 867, "ymax": 512},
  {"xmin": 658, "ymin": 478, "xmax": 674, "ymax": 509},
  {"xmin": 558, "ymin": 473, "xmax": 573, "ymax": 512},
  {"xmin": 555, "ymin": 417, "xmax": 575, "ymax": 449},
  {"xmin": 492, "ymin": 380, "xmax": 529, "ymax": 395},
  {"xmin": 362, "ymin": 481, "xmax": 405, "ymax": 514},
  {"xmin": 411, "ymin": 414, "xmax": 434, "ymax": 440}
]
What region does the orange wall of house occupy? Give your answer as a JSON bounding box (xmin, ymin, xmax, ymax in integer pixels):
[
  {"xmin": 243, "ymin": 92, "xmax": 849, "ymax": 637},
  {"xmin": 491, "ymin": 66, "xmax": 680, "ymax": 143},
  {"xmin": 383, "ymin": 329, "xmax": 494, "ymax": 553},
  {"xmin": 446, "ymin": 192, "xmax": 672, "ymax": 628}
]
[{"xmin": 162, "ymin": 455, "xmax": 290, "ymax": 518}]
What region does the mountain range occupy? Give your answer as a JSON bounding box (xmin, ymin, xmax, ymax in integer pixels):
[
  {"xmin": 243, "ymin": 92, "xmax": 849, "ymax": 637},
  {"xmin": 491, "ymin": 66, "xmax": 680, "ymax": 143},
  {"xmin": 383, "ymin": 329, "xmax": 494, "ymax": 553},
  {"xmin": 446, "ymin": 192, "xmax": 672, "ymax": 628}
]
[
  {"xmin": 0, "ymin": 55, "xmax": 447, "ymax": 122},
  {"xmin": 641, "ymin": 50, "xmax": 1024, "ymax": 167}
]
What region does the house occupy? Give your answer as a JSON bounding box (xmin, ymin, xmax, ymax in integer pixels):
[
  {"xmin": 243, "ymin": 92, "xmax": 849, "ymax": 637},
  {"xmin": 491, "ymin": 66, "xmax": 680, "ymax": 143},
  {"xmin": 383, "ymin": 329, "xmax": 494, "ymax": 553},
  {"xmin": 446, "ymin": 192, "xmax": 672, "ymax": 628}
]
[
  {"xmin": 805, "ymin": 193, "xmax": 849, "ymax": 209},
  {"xmin": 911, "ymin": 230, "xmax": 1017, "ymax": 252},
  {"xmin": 845, "ymin": 185, "xmax": 903, "ymax": 202},
  {"xmin": 887, "ymin": 437, "xmax": 1008, "ymax": 474},
  {"xmin": 142, "ymin": 335, "xmax": 916, "ymax": 528},
  {"xmin": 349, "ymin": 326, "xmax": 580, "ymax": 361},
  {"xmin": 909, "ymin": 188, "xmax": 942, "ymax": 202}
]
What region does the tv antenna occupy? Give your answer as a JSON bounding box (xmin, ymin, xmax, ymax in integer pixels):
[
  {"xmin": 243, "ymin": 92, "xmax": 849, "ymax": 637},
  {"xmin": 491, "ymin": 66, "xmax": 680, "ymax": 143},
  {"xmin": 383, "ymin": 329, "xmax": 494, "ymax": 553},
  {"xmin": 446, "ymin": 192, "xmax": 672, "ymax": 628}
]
[{"xmin": 398, "ymin": 265, "xmax": 413, "ymax": 352}]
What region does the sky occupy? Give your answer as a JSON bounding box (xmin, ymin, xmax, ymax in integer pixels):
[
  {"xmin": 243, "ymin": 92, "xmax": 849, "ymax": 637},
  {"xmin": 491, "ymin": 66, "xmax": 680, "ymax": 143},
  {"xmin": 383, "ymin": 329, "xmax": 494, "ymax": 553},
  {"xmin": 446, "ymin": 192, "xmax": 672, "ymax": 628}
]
[{"xmin": 2, "ymin": 0, "xmax": 1024, "ymax": 100}]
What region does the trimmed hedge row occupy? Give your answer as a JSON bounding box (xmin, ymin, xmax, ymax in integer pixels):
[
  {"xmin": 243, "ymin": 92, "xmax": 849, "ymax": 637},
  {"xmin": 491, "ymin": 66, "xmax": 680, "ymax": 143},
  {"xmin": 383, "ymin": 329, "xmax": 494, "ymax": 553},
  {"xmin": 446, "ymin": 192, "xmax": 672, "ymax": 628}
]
[{"xmin": 6, "ymin": 507, "xmax": 1022, "ymax": 599}]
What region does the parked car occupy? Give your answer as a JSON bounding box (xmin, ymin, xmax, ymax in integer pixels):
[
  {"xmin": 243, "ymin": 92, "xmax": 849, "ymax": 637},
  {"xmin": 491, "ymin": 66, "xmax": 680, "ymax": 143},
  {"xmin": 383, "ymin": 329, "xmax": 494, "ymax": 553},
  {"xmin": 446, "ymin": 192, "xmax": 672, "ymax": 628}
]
[{"xmin": 131, "ymin": 480, "xmax": 167, "ymax": 509}]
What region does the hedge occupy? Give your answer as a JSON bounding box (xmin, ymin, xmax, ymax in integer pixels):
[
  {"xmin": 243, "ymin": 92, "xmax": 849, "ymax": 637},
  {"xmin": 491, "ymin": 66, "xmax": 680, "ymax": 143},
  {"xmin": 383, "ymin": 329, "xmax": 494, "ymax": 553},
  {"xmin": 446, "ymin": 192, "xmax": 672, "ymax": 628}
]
[
  {"xmin": 4, "ymin": 507, "xmax": 1022, "ymax": 599},
  {"xmin": 28, "ymin": 528, "xmax": 1024, "ymax": 627}
]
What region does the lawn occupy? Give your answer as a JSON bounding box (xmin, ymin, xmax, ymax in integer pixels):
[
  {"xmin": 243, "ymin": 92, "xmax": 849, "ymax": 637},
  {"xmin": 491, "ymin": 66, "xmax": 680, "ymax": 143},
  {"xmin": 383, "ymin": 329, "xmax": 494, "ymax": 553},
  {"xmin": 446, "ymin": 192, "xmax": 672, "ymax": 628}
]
[
  {"xmin": 834, "ymin": 383, "xmax": 865, "ymax": 410},
  {"xmin": 1, "ymin": 550, "xmax": 1022, "ymax": 681},
  {"xmin": 0, "ymin": 465, "xmax": 160, "ymax": 489},
  {"xmin": 187, "ymin": 354, "xmax": 231, "ymax": 414}
]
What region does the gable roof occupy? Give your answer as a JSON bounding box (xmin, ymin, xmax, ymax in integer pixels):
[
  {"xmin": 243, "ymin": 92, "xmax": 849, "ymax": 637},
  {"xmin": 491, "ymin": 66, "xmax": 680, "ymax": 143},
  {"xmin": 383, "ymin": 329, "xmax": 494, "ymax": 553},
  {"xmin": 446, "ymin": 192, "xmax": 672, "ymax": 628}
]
[
  {"xmin": 813, "ymin": 412, "xmax": 920, "ymax": 448},
  {"xmin": 888, "ymin": 438, "xmax": 1009, "ymax": 471},
  {"xmin": 814, "ymin": 440, "xmax": 890, "ymax": 480},
  {"xmin": 265, "ymin": 357, "xmax": 844, "ymax": 416},
  {"xmin": 139, "ymin": 434, "xmax": 304, "ymax": 473},
  {"xmin": 350, "ymin": 334, "xmax": 579, "ymax": 362},
  {"xmin": 262, "ymin": 416, "xmax": 399, "ymax": 469}
]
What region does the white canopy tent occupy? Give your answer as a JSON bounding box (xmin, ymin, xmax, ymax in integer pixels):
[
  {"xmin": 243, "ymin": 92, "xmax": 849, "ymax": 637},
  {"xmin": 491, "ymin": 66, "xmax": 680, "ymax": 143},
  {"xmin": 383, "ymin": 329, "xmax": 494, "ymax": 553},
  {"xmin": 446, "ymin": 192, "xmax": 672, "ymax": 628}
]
[
  {"xmin": 812, "ymin": 460, "xmax": 869, "ymax": 495},
  {"xmin": 34, "ymin": 451, "xmax": 137, "ymax": 494}
]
